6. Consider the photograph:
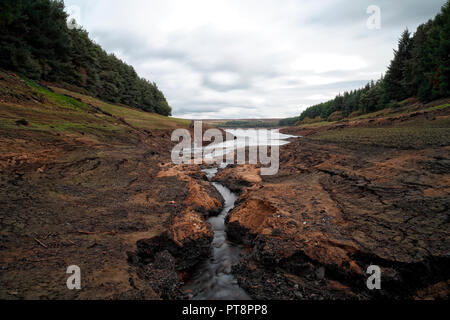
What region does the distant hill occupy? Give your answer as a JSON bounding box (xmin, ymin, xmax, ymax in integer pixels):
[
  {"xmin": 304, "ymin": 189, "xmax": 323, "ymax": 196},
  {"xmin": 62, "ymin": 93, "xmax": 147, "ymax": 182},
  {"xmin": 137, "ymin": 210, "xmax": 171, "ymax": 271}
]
[
  {"xmin": 203, "ymin": 119, "xmax": 281, "ymax": 128},
  {"xmin": 0, "ymin": 0, "xmax": 171, "ymax": 116}
]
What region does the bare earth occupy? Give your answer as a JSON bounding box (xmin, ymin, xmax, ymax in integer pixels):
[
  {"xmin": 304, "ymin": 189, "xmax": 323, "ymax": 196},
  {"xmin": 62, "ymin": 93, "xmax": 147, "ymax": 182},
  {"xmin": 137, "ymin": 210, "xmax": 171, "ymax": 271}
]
[
  {"xmin": 215, "ymin": 109, "xmax": 450, "ymax": 300},
  {"xmin": 1, "ymin": 71, "xmax": 449, "ymax": 299}
]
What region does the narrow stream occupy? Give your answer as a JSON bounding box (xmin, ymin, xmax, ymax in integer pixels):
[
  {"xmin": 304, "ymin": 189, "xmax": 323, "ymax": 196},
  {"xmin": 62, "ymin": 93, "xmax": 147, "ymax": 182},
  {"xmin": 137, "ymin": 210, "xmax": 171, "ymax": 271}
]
[
  {"xmin": 183, "ymin": 167, "xmax": 251, "ymax": 300},
  {"xmin": 184, "ymin": 129, "xmax": 298, "ymax": 300}
]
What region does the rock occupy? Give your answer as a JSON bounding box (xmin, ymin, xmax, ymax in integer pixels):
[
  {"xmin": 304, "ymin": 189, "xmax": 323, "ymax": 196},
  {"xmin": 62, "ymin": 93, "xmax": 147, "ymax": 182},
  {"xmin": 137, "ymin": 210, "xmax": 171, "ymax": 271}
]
[
  {"xmin": 315, "ymin": 267, "xmax": 325, "ymax": 280},
  {"xmin": 15, "ymin": 119, "xmax": 29, "ymax": 126},
  {"xmin": 132, "ymin": 207, "xmax": 214, "ymax": 271},
  {"xmin": 213, "ymin": 165, "xmax": 262, "ymax": 193},
  {"xmin": 137, "ymin": 250, "xmax": 182, "ymax": 300}
]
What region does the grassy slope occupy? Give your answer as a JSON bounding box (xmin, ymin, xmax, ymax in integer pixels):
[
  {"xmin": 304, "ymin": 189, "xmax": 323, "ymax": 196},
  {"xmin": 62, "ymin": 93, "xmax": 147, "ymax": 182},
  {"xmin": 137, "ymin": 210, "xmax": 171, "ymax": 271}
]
[
  {"xmin": 303, "ymin": 103, "xmax": 450, "ymax": 149},
  {"xmin": 49, "ymin": 86, "xmax": 191, "ymax": 130},
  {"xmin": 0, "ymin": 71, "xmax": 190, "ymax": 143},
  {"xmin": 204, "ymin": 119, "xmax": 281, "ymax": 128},
  {"xmin": 290, "ymin": 96, "xmax": 450, "ymax": 149},
  {"xmin": 348, "ymin": 102, "xmax": 450, "ymax": 121},
  {"xmin": 299, "ymin": 103, "xmax": 450, "ymax": 127}
]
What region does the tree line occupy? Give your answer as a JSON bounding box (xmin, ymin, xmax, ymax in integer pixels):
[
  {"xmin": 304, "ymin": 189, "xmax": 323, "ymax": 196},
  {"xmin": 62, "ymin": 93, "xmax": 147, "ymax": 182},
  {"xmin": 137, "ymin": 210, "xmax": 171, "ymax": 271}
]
[
  {"xmin": 0, "ymin": 0, "xmax": 172, "ymax": 116},
  {"xmin": 298, "ymin": 1, "xmax": 449, "ymax": 122}
]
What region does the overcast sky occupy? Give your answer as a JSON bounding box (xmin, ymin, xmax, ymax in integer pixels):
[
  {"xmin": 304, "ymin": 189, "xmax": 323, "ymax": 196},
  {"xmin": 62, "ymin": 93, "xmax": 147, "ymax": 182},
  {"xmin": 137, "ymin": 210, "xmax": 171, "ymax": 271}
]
[{"xmin": 64, "ymin": 0, "xmax": 446, "ymax": 119}]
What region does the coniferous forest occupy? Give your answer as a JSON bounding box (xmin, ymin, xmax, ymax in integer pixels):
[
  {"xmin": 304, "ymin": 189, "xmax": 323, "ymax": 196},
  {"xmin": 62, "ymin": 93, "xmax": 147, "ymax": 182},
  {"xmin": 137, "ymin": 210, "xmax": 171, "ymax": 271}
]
[
  {"xmin": 0, "ymin": 0, "xmax": 172, "ymax": 116},
  {"xmin": 299, "ymin": 1, "xmax": 449, "ymax": 122}
]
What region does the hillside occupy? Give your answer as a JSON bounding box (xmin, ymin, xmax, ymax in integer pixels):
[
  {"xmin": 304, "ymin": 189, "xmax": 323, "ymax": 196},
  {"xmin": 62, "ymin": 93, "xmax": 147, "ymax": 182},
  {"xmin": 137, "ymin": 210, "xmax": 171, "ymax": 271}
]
[
  {"xmin": 0, "ymin": 70, "xmax": 189, "ymax": 136},
  {"xmin": 203, "ymin": 118, "xmax": 281, "ymax": 128},
  {"xmin": 0, "ymin": 69, "xmax": 200, "ymax": 299},
  {"xmin": 0, "ymin": 0, "xmax": 171, "ymax": 116},
  {"xmin": 284, "ymin": 98, "xmax": 450, "ymax": 148}
]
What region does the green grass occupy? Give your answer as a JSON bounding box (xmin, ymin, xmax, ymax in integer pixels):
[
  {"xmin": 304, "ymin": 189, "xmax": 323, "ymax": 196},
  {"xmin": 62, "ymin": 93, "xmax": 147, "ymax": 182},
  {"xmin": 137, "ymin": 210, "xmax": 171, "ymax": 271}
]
[
  {"xmin": 0, "ymin": 102, "xmax": 124, "ymax": 135},
  {"xmin": 0, "ymin": 76, "xmax": 122, "ymax": 135},
  {"xmin": 1, "ymin": 74, "xmax": 190, "ymax": 141},
  {"xmin": 23, "ymin": 78, "xmax": 94, "ymax": 113},
  {"xmin": 298, "ymin": 121, "xmax": 337, "ymax": 127},
  {"xmin": 0, "ymin": 77, "xmax": 122, "ymax": 140},
  {"xmin": 98, "ymin": 101, "xmax": 191, "ymax": 129},
  {"xmin": 422, "ymin": 103, "xmax": 450, "ymax": 112},
  {"xmin": 49, "ymin": 86, "xmax": 191, "ymax": 130},
  {"xmin": 349, "ymin": 109, "xmax": 389, "ymax": 120}
]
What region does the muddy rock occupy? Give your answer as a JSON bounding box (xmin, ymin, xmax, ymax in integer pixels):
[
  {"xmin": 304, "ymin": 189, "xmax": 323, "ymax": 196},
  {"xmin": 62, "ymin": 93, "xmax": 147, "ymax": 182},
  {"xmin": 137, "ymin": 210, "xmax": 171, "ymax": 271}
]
[
  {"xmin": 128, "ymin": 164, "xmax": 224, "ymax": 294},
  {"xmin": 133, "ymin": 210, "xmax": 214, "ymax": 270},
  {"xmin": 157, "ymin": 164, "xmax": 224, "ymax": 216},
  {"xmin": 135, "ymin": 250, "xmax": 182, "ymax": 300},
  {"xmin": 214, "ymin": 164, "xmax": 262, "ymax": 193}
]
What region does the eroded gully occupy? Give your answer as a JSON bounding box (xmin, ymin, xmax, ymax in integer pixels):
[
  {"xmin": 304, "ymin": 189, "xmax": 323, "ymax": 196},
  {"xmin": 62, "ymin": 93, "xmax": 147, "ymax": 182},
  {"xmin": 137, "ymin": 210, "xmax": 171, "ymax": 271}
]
[
  {"xmin": 183, "ymin": 167, "xmax": 251, "ymax": 300},
  {"xmin": 183, "ymin": 129, "xmax": 298, "ymax": 300}
]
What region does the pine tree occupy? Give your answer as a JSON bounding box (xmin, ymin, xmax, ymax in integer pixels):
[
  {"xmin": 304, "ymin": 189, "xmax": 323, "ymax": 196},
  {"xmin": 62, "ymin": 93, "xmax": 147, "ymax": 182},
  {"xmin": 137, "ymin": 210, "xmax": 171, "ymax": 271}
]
[
  {"xmin": 432, "ymin": 2, "xmax": 450, "ymax": 99},
  {"xmin": 384, "ymin": 29, "xmax": 412, "ymax": 102}
]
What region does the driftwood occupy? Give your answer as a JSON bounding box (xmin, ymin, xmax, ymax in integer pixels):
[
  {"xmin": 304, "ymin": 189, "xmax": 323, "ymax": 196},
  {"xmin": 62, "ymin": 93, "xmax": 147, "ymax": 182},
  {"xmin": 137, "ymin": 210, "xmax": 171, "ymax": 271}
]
[
  {"xmin": 77, "ymin": 230, "xmax": 95, "ymax": 235},
  {"xmin": 34, "ymin": 238, "xmax": 48, "ymax": 248}
]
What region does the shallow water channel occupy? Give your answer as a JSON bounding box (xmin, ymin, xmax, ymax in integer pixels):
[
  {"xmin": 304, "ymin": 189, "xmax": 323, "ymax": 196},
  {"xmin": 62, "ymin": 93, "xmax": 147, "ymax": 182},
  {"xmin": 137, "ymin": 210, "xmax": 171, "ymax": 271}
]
[
  {"xmin": 183, "ymin": 129, "xmax": 297, "ymax": 300},
  {"xmin": 183, "ymin": 167, "xmax": 250, "ymax": 300}
]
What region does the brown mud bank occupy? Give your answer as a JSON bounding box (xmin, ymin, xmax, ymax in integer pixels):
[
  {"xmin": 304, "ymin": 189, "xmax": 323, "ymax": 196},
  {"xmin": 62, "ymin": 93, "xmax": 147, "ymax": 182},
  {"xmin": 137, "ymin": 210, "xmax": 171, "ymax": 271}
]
[
  {"xmin": 213, "ymin": 123, "xmax": 449, "ymax": 300},
  {"xmin": 127, "ymin": 164, "xmax": 225, "ymax": 299},
  {"xmin": 0, "ymin": 125, "xmax": 224, "ymax": 299}
]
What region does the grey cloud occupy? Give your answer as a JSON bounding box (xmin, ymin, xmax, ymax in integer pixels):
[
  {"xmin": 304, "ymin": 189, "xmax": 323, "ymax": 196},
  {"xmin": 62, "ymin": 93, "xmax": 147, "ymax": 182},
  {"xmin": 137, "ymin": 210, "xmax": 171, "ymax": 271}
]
[
  {"xmin": 65, "ymin": 0, "xmax": 445, "ymax": 119},
  {"xmin": 305, "ymin": 0, "xmax": 446, "ymax": 27},
  {"xmin": 92, "ymin": 31, "xmax": 188, "ymax": 63},
  {"xmin": 202, "ymin": 75, "xmax": 250, "ymax": 92},
  {"xmin": 307, "ymin": 80, "xmax": 371, "ymax": 91}
]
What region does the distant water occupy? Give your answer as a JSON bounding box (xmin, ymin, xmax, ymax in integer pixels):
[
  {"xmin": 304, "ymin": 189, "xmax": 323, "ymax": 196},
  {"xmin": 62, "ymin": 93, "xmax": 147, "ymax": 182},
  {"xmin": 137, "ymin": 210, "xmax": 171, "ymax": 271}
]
[{"xmin": 201, "ymin": 128, "xmax": 298, "ymax": 161}]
